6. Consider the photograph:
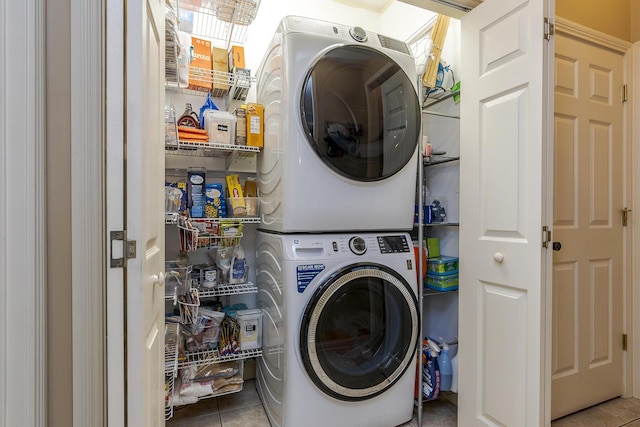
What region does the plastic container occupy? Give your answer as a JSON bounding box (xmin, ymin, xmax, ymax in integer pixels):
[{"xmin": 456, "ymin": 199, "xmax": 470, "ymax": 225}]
[
  {"xmin": 427, "ymin": 255, "xmax": 459, "ymax": 275},
  {"xmin": 164, "ymin": 260, "xmax": 192, "ymax": 297},
  {"xmin": 203, "ymin": 110, "xmax": 236, "ymax": 145},
  {"xmin": 439, "ymin": 342, "xmax": 452, "ymax": 391},
  {"xmin": 226, "ymin": 197, "xmax": 259, "ymax": 217},
  {"xmin": 425, "ymin": 272, "xmax": 458, "ymax": 291},
  {"xmin": 236, "ymin": 309, "xmax": 263, "ymax": 351}
]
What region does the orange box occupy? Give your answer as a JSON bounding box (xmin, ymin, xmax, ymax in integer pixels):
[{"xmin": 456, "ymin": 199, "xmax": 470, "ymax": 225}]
[
  {"xmin": 245, "ymin": 103, "xmax": 264, "ymax": 147},
  {"xmin": 228, "ymin": 45, "xmax": 245, "ymax": 71},
  {"xmin": 189, "ymin": 36, "xmax": 212, "ymax": 92}
]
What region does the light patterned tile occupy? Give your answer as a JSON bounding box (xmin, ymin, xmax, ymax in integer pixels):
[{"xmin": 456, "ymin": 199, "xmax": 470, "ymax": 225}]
[
  {"xmin": 167, "ymin": 412, "xmax": 222, "ymax": 427},
  {"xmin": 552, "ymin": 398, "xmax": 640, "ymax": 427},
  {"xmin": 168, "ymin": 397, "xmax": 220, "ymax": 424},
  {"xmin": 219, "ymin": 403, "xmax": 271, "ymax": 427},
  {"xmin": 216, "ymin": 380, "xmax": 262, "ymax": 412}
]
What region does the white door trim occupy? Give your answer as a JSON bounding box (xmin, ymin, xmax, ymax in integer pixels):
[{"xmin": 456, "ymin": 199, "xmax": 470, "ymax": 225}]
[
  {"xmin": 70, "ymin": 0, "xmax": 106, "ymax": 424},
  {"xmin": 632, "ymin": 41, "xmax": 640, "ymax": 399},
  {"xmin": 1, "ymin": 1, "xmax": 47, "ymax": 426},
  {"xmin": 555, "ymin": 17, "xmax": 635, "ymax": 398}
]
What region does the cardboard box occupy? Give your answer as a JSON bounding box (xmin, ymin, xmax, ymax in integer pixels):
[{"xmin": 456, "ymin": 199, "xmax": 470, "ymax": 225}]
[
  {"xmin": 245, "ymin": 103, "xmax": 264, "ymax": 147},
  {"xmin": 211, "ymin": 47, "xmax": 229, "ymax": 97},
  {"xmin": 189, "ymin": 36, "xmax": 212, "ymax": 92},
  {"xmin": 228, "ymin": 45, "xmax": 245, "ymax": 71}
]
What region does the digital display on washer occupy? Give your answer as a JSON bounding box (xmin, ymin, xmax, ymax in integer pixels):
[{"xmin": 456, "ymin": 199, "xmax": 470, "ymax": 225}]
[
  {"xmin": 377, "ymin": 235, "xmax": 410, "ymax": 253},
  {"xmin": 377, "ymin": 35, "xmax": 410, "ymax": 55}
]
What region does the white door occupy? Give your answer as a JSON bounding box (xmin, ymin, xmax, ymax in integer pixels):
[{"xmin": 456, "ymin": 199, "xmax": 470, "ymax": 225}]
[
  {"xmin": 551, "ymin": 32, "xmax": 625, "ymax": 419},
  {"xmin": 458, "ymin": 0, "xmax": 554, "ymax": 425},
  {"xmin": 115, "ymin": 0, "xmax": 166, "ymax": 425}
]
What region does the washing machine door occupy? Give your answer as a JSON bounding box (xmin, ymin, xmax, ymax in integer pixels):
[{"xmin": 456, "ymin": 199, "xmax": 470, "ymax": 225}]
[
  {"xmin": 299, "ymin": 263, "xmax": 419, "ymax": 401},
  {"xmin": 300, "ymin": 45, "xmax": 420, "ymax": 182}
]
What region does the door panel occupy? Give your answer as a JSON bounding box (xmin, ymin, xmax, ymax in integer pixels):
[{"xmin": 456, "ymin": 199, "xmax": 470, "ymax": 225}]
[
  {"xmin": 551, "ymin": 33, "xmax": 624, "ymax": 420},
  {"xmin": 125, "ymin": 0, "xmax": 165, "ymax": 425},
  {"xmin": 459, "ymin": 0, "xmax": 552, "ymax": 425}
]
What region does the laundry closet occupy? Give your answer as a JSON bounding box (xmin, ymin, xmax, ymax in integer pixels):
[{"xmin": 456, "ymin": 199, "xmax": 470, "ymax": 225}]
[
  {"xmin": 161, "ymin": 1, "xmax": 460, "ymax": 425},
  {"xmin": 122, "ymin": 0, "xmax": 560, "ymax": 425}
]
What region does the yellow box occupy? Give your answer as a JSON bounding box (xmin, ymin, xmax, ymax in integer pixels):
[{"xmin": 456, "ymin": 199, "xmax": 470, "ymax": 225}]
[
  {"xmin": 211, "ymin": 47, "xmax": 229, "ymax": 97},
  {"xmin": 226, "ymin": 174, "xmax": 246, "ymax": 216},
  {"xmin": 245, "ymin": 103, "xmax": 264, "ymax": 147},
  {"xmin": 189, "ymin": 36, "xmax": 212, "ymax": 92},
  {"xmin": 228, "ymin": 45, "xmax": 245, "ymax": 71}
]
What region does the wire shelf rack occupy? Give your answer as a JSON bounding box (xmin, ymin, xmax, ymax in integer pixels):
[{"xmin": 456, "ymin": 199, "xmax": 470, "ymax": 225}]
[
  {"xmin": 164, "ymin": 322, "xmax": 180, "ymax": 420},
  {"xmin": 196, "ymin": 281, "xmax": 258, "ymax": 298},
  {"xmin": 178, "ymin": 347, "xmax": 262, "ymax": 369}
]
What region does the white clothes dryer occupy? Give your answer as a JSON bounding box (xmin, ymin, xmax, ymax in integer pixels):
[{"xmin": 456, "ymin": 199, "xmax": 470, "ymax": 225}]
[
  {"xmin": 256, "ymin": 16, "xmax": 421, "ymax": 233},
  {"xmin": 255, "ymin": 231, "xmax": 419, "ymax": 427}
]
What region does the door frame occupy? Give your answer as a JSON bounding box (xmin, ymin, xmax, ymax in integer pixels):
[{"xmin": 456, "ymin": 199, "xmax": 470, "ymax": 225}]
[
  {"xmin": 1, "ymin": 0, "xmax": 47, "ymax": 425},
  {"xmin": 554, "ymin": 17, "xmax": 635, "ymax": 399},
  {"xmin": 632, "ymin": 40, "xmax": 640, "ymax": 400}
]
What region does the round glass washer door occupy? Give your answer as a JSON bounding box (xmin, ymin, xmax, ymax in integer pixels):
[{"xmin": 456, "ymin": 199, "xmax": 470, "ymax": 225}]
[
  {"xmin": 299, "ymin": 263, "xmax": 419, "ymax": 401},
  {"xmin": 300, "ymin": 45, "xmax": 420, "ymax": 182}
]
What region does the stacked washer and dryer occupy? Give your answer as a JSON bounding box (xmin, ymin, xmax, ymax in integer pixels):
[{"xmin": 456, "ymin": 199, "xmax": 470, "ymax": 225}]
[{"xmin": 254, "ymin": 16, "xmax": 422, "ymax": 427}]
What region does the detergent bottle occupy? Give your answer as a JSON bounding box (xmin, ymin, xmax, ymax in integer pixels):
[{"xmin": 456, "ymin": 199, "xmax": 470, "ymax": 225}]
[
  {"xmin": 439, "ymin": 340, "xmax": 452, "ymax": 392},
  {"xmin": 422, "ymin": 339, "xmax": 441, "ymax": 400}
]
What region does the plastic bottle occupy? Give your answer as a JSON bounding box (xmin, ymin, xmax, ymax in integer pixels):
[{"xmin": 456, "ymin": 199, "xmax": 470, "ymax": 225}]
[
  {"xmin": 423, "ymin": 340, "xmax": 441, "ymax": 400},
  {"xmin": 439, "ymin": 341, "xmax": 452, "ymax": 391}
]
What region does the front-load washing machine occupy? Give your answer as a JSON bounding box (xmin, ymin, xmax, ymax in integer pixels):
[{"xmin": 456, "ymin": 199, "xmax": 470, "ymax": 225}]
[
  {"xmin": 255, "ymin": 231, "xmax": 419, "ymax": 427},
  {"xmin": 256, "ymin": 16, "xmax": 421, "ymax": 233}
]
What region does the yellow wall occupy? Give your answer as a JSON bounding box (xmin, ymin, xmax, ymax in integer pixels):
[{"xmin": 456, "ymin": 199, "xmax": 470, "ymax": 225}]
[
  {"xmin": 632, "ymin": 0, "xmax": 640, "ymax": 42},
  {"xmin": 556, "ymin": 0, "xmax": 632, "ymax": 42}
]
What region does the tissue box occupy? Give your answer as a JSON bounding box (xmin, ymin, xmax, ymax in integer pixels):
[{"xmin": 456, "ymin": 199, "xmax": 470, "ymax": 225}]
[
  {"xmin": 425, "ymin": 273, "xmax": 458, "ymax": 292},
  {"xmin": 427, "ymin": 255, "xmax": 459, "ymax": 275}
]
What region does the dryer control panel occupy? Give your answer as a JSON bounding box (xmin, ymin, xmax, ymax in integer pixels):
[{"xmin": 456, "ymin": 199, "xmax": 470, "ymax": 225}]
[{"xmin": 377, "ymin": 235, "xmax": 411, "ymax": 254}]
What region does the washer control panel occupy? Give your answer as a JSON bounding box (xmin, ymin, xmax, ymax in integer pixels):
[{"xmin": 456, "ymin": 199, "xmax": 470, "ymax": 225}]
[
  {"xmin": 348, "ymin": 236, "xmax": 367, "ymax": 255},
  {"xmin": 349, "ymin": 26, "xmax": 368, "ymax": 42},
  {"xmin": 377, "ymin": 235, "xmax": 411, "ymax": 254}
]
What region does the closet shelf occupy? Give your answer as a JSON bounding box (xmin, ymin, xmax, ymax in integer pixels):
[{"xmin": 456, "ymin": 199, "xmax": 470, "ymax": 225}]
[
  {"xmin": 424, "ymin": 155, "xmax": 460, "ymax": 167},
  {"xmin": 196, "ymin": 282, "xmax": 258, "ymax": 297},
  {"xmin": 422, "ymin": 110, "xmax": 460, "ymax": 119},
  {"xmin": 423, "ymin": 90, "xmax": 460, "ymax": 109},
  {"xmin": 165, "ymin": 214, "xmax": 260, "ymax": 225},
  {"xmin": 170, "ymin": 0, "xmax": 261, "ymax": 48},
  {"xmin": 166, "ymin": 141, "xmax": 260, "ymax": 158},
  {"xmin": 179, "ymin": 347, "xmax": 262, "ymax": 369},
  {"xmin": 424, "ymin": 288, "xmax": 459, "ymax": 296},
  {"xmin": 423, "ymin": 222, "xmax": 459, "ymax": 227},
  {"xmin": 165, "ymin": 66, "xmax": 255, "ymax": 101}
]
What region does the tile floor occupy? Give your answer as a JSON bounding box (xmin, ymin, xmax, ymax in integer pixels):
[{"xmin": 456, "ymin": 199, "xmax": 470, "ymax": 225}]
[{"xmin": 167, "ymin": 382, "xmax": 640, "ymax": 427}]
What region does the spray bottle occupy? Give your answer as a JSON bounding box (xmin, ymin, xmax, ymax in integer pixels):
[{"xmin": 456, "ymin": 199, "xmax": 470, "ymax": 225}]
[
  {"xmin": 423, "ymin": 339, "xmax": 441, "ymax": 400},
  {"xmin": 439, "ymin": 339, "xmax": 452, "ymax": 392}
]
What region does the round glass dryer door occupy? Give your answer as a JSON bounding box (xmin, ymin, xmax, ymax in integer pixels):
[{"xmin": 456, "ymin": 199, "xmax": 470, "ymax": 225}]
[
  {"xmin": 299, "ymin": 263, "xmax": 419, "ymax": 401},
  {"xmin": 300, "ymin": 45, "xmax": 420, "ymax": 182}
]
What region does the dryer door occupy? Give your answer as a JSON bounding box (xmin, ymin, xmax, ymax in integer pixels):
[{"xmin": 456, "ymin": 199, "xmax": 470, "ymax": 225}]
[
  {"xmin": 299, "ymin": 263, "xmax": 419, "ymax": 401},
  {"xmin": 300, "ymin": 45, "xmax": 420, "ymax": 182}
]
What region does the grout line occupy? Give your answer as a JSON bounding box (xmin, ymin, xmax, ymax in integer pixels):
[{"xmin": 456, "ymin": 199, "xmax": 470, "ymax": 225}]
[{"xmin": 619, "ymin": 416, "xmax": 640, "ymax": 426}]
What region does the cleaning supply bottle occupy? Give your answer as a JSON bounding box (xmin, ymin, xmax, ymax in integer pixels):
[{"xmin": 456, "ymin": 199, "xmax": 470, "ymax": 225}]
[
  {"xmin": 439, "ymin": 340, "xmax": 452, "ymax": 391},
  {"xmin": 422, "ymin": 340, "xmax": 441, "ymax": 401}
]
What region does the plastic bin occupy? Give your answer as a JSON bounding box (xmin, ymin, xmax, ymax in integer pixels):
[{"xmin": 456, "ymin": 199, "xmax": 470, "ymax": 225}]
[
  {"xmin": 203, "ymin": 110, "xmax": 236, "ymax": 145},
  {"xmin": 427, "ymin": 255, "xmax": 459, "ymax": 275},
  {"xmin": 226, "ymin": 197, "xmax": 259, "ymax": 217},
  {"xmin": 425, "ymin": 273, "xmax": 458, "ymax": 292},
  {"xmin": 236, "ymin": 309, "xmax": 263, "ymax": 351}
]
